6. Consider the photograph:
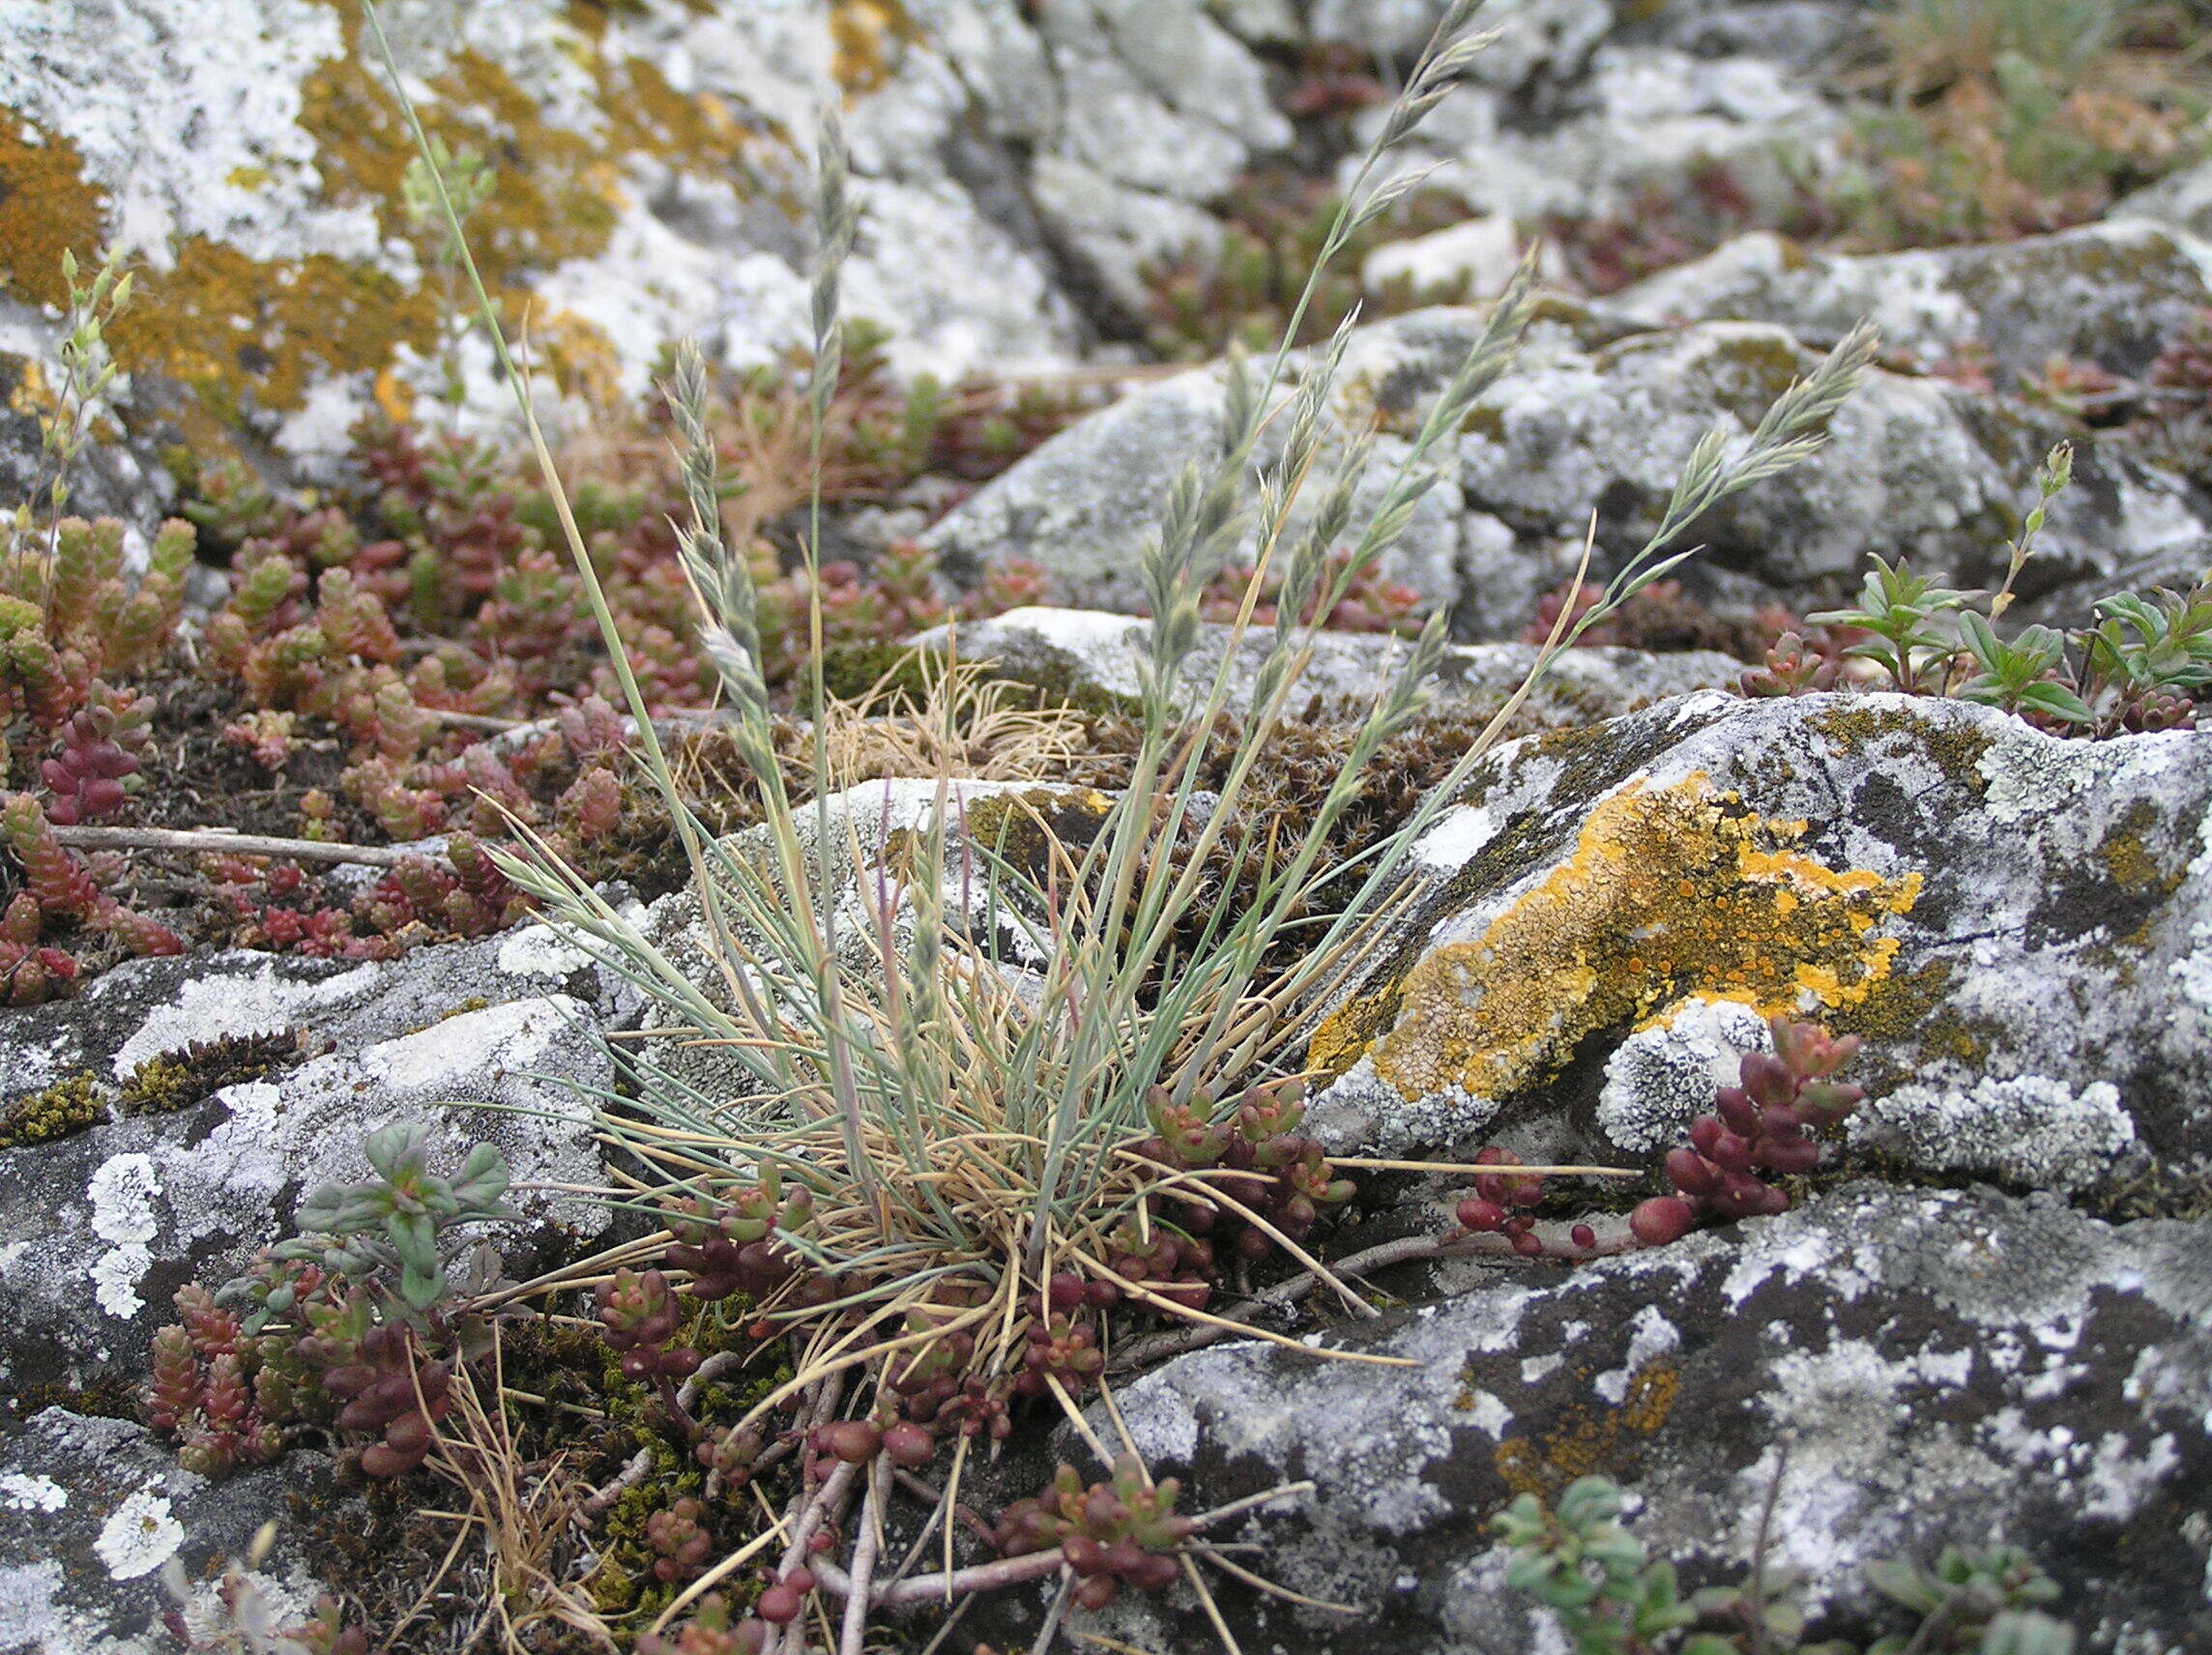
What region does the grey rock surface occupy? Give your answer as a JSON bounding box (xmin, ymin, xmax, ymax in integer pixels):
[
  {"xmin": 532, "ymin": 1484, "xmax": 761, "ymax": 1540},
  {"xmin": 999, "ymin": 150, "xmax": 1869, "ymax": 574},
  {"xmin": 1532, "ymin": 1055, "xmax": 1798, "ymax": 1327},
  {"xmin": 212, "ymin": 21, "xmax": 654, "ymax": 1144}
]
[
  {"xmin": 923, "ymin": 305, "xmax": 2211, "ymax": 628},
  {"xmin": 1613, "ymin": 221, "xmax": 2212, "ymax": 378},
  {"xmin": 0, "ymin": 0, "xmax": 1898, "ymax": 498},
  {"xmin": 1040, "ymin": 1183, "xmax": 2212, "ymax": 1652},
  {"xmin": 2113, "ymin": 156, "xmax": 2212, "ymax": 243},
  {"xmin": 0, "ymin": 1409, "xmax": 331, "ymax": 1655},
  {"xmin": 1305, "ymin": 692, "xmax": 2212, "ymax": 1205},
  {"xmin": 0, "ymin": 936, "xmax": 628, "ymax": 1397},
  {"xmin": 916, "ymin": 604, "xmax": 1746, "ymax": 719}
]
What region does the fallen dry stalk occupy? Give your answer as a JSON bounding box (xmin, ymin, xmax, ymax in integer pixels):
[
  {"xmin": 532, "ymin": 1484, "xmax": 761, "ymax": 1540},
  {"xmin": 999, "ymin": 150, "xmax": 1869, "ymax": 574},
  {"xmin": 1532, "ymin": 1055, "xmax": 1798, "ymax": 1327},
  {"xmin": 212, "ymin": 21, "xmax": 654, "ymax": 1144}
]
[{"xmin": 50, "ymin": 823, "xmax": 416, "ymax": 866}]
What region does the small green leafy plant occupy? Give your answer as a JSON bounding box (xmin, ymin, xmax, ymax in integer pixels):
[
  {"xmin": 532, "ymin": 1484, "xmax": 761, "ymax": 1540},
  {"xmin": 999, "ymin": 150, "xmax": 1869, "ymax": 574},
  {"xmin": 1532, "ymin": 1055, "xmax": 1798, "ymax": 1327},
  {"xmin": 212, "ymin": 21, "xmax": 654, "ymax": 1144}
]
[
  {"xmin": 1501, "ymin": 1476, "xmax": 2077, "ymax": 1655},
  {"xmin": 1769, "ymin": 442, "xmax": 2211, "ymax": 733},
  {"xmin": 278, "ymin": 1121, "xmax": 518, "ymax": 1321},
  {"xmin": 7, "ymin": 247, "xmax": 134, "ymax": 562},
  {"xmin": 149, "ymin": 1124, "xmax": 517, "ymax": 1481}
]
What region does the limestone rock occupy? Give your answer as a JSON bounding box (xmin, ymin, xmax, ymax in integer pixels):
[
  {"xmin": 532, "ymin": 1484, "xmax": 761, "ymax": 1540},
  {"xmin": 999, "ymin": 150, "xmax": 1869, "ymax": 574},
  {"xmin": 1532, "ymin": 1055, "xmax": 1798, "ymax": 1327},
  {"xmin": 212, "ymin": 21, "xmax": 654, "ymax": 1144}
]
[
  {"xmin": 923, "ymin": 305, "xmax": 2211, "ymax": 627},
  {"xmin": 1614, "ymin": 221, "xmax": 2212, "ymax": 378},
  {"xmin": 915, "ymin": 604, "xmax": 1745, "ymax": 720},
  {"xmin": 1361, "ymin": 216, "xmax": 1529, "ymax": 301},
  {"xmin": 0, "ymin": 0, "xmax": 1093, "ymax": 479},
  {"xmin": 0, "ymin": 1409, "xmax": 335, "ymax": 1655},
  {"xmin": 1367, "ymin": 40, "xmax": 1841, "ymax": 227},
  {"xmin": 2112, "ymin": 156, "xmax": 2212, "ymax": 243},
  {"xmin": 0, "ymin": 0, "xmax": 1892, "ymax": 508},
  {"xmin": 1044, "ymin": 1183, "xmax": 2211, "ymax": 1652},
  {"xmin": 0, "ymin": 939, "xmax": 623, "ymax": 1396},
  {"xmin": 1306, "ymin": 691, "xmax": 2212, "ymax": 1207}
]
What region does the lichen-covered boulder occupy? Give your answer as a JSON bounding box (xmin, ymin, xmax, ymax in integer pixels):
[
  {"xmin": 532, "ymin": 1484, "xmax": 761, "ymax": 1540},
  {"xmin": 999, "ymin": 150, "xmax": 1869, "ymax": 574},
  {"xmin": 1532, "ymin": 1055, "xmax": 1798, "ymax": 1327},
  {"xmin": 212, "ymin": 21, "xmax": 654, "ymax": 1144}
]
[
  {"xmin": 1307, "ymin": 692, "xmax": 2212, "ymax": 1205},
  {"xmin": 1051, "ymin": 1183, "xmax": 2211, "ymax": 1652},
  {"xmin": 0, "ymin": 1409, "xmax": 333, "ymax": 1655},
  {"xmin": 1368, "ymin": 36, "xmax": 1841, "ymax": 228},
  {"xmin": 0, "ymin": 936, "xmax": 626, "ymax": 1398},
  {"xmin": 2113, "ymin": 156, "xmax": 2212, "ymax": 243},
  {"xmin": 0, "ymin": 0, "xmax": 1897, "ymax": 502},
  {"xmin": 924, "ymin": 305, "xmax": 2210, "ymax": 626},
  {"xmin": 914, "ymin": 604, "xmax": 1744, "ymax": 719},
  {"xmin": 0, "ymin": 0, "xmax": 1096, "ymax": 475},
  {"xmin": 1613, "ymin": 221, "xmax": 2212, "ymax": 379}
]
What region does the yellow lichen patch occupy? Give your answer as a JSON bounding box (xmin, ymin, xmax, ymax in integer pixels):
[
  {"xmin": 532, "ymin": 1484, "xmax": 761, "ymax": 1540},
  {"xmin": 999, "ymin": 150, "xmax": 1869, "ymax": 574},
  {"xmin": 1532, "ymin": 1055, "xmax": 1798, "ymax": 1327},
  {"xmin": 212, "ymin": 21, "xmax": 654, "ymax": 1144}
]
[
  {"xmin": 599, "ymin": 55, "xmax": 783, "ymax": 171},
  {"xmin": 1491, "ymin": 1361, "xmax": 1681, "ymax": 1498},
  {"xmin": 4, "ymin": 7, "xmax": 807, "ymax": 436},
  {"xmin": 109, "ymin": 241, "xmax": 435, "ymax": 425},
  {"xmin": 94, "ymin": 19, "xmax": 768, "ymax": 428},
  {"xmin": 532, "ymin": 309, "xmax": 627, "ymax": 415},
  {"xmin": 1317, "ymin": 773, "xmax": 1920, "ymax": 1100},
  {"xmin": 0, "ymin": 120, "xmax": 105, "ymax": 308},
  {"xmin": 831, "ymin": 0, "xmax": 923, "ymax": 95}
]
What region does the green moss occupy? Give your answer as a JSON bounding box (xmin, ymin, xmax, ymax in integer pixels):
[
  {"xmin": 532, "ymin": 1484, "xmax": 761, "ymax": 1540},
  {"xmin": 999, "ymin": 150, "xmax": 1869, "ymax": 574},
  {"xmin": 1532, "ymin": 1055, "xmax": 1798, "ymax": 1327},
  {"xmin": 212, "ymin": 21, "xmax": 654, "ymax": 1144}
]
[
  {"xmin": 2, "ymin": 1375, "xmax": 137, "ymax": 1424},
  {"xmin": 953, "ymin": 787, "xmax": 1116, "ymax": 879},
  {"xmin": 815, "ymin": 639, "xmax": 935, "ymax": 707},
  {"xmin": 979, "ymin": 649, "xmax": 1145, "ymax": 720},
  {"xmin": 0, "ymin": 1073, "xmax": 108, "ymax": 1149},
  {"xmin": 1458, "ymin": 403, "xmax": 1508, "ymax": 441},
  {"xmin": 1832, "ymin": 957, "xmax": 2012, "ymax": 1087},
  {"xmin": 117, "ymin": 1031, "xmax": 300, "ymax": 1118},
  {"xmin": 1805, "ymin": 701, "xmax": 1996, "ymax": 789}
]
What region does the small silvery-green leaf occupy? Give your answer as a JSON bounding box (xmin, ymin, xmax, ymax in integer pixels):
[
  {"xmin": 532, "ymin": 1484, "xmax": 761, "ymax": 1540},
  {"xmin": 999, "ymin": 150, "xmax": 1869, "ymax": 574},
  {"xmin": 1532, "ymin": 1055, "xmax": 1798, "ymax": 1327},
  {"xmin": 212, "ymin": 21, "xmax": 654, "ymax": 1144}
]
[
  {"xmin": 1494, "ymin": 1493, "xmax": 1545, "ymax": 1544},
  {"xmin": 1981, "ymin": 1611, "xmax": 2075, "ymax": 1655},
  {"xmin": 295, "ymin": 1186, "xmax": 348, "ymax": 1233},
  {"xmin": 399, "ymin": 1257, "xmax": 447, "ymax": 1311},
  {"xmin": 1680, "ymin": 1637, "xmax": 1741, "ymax": 1655},
  {"xmin": 386, "ymin": 1209, "xmax": 439, "ymax": 1273},
  {"xmin": 363, "ymin": 1121, "xmax": 421, "ymax": 1184},
  {"xmin": 1556, "ymin": 1476, "xmax": 1622, "ymax": 1529},
  {"xmin": 1504, "ymin": 1552, "xmax": 1559, "ymax": 1592},
  {"xmin": 451, "ymin": 1142, "xmax": 512, "ymax": 1210},
  {"xmin": 1532, "ymin": 1572, "xmax": 1602, "ymax": 1611},
  {"xmin": 2017, "ymin": 682, "xmax": 2094, "ymax": 724},
  {"xmin": 1582, "ymin": 1530, "xmax": 1645, "ymax": 1578},
  {"xmin": 1866, "ymin": 1558, "xmax": 1944, "ymax": 1613}
]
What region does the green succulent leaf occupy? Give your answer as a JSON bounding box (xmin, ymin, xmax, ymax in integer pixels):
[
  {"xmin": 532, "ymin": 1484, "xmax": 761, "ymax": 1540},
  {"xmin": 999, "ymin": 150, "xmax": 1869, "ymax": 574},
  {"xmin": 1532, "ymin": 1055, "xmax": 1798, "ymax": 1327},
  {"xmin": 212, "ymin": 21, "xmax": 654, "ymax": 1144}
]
[
  {"xmin": 295, "ymin": 1186, "xmax": 349, "ymax": 1233},
  {"xmin": 1866, "ymin": 1557, "xmax": 1945, "ymax": 1613},
  {"xmin": 1556, "ymin": 1476, "xmax": 1623, "ymax": 1529},
  {"xmin": 451, "ymin": 1142, "xmax": 512, "ymax": 1209},
  {"xmin": 386, "ymin": 1209, "xmax": 440, "ymax": 1274},
  {"xmin": 2014, "ymin": 681, "xmax": 2095, "ymax": 724},
  {"xmin": 399, "ymin": 1256, "xmax": 448, "ymax": 1311},
  {"xmin": 1680, "ymin": 1636, "xmax": 1742, "ymax": 1655},
  {"xmin": 1981, "ymin": 1610, "xmax": 2076, "ymax": 1655},
  {"xmin": 363, "ymin": 1121, "xmax": 425, "ymax": 1185}
]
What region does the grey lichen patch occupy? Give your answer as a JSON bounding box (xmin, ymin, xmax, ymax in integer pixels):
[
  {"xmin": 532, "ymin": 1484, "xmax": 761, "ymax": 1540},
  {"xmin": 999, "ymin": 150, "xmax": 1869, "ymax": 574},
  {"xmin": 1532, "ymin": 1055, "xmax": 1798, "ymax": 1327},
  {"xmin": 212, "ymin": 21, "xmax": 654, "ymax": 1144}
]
[
  {"xmin": 1596, "ymin": 997, "xmax": 1771, "ymax": 1154},
  {"xmin": 1849, "ymin": 1074, "xmax": 2140, "ymax": 1194},
  {"xmin": 1086, "ymin": 1184, "xmax": 2212, "ymax": 1650}
]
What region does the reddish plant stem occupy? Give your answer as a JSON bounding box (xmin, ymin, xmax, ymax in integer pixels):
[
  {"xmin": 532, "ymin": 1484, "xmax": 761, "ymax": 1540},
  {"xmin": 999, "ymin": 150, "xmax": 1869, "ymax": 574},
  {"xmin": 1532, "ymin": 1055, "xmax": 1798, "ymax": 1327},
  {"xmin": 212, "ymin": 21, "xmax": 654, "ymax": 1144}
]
[
  {"xmin": 891, "ymin": 1466, "xmax": 998, "ymax": 1550},
  {"xmin": 808, "ymin": 1481, "xmax": 1316, "ymax": 1612}
]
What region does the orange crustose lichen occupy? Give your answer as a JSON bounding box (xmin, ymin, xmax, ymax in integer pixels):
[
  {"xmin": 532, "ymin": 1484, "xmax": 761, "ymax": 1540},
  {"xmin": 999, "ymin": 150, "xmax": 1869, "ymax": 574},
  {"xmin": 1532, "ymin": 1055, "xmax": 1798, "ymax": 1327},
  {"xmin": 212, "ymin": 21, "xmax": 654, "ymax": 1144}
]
[{"xmin": 1311, "ymin": 771, "xmax": 1921, "ymax": 1100}]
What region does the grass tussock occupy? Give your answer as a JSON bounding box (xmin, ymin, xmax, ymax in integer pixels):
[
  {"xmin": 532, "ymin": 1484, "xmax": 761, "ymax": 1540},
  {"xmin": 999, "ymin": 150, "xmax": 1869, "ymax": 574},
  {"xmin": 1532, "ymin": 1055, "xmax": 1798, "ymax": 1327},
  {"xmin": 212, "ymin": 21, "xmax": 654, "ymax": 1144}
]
[{"xmin": 343, "ymin": 0, "xmax": 1879, "ymax": 1639}]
